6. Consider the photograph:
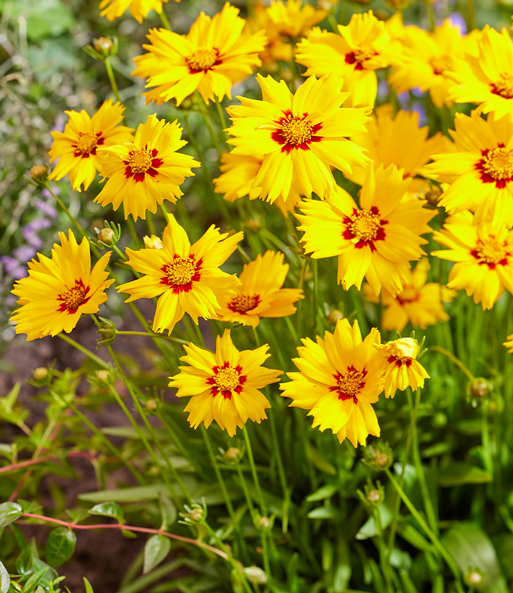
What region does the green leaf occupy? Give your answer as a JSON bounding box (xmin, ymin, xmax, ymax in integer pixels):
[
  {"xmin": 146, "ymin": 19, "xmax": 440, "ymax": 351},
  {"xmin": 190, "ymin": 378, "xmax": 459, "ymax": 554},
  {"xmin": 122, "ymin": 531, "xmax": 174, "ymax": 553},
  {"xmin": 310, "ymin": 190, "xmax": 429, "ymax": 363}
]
[
  {"xmin": 88, "ymin": 502, "xmax": 124, "ymax": 522},
  {"xmin": 438, "ymin": 463, "xmax": 492, "ymax": 486},
  {"xmin": 307, "ymin": 506, "xmax": 337, "ymax": 519},
  {"xmin": 441, "ymin": 523, "xmax": 508, "ymax": 593},
  {"xmin": 143, "ymin": 535, "xmax": 171, "ymax": 574},
  {"xmin": 159, "ymin": 494, "xmax": 177, "ymax": 530},
  {"xmin": 16, "ymin": 540, "xmax": 38, "ymax": 575},
  {"xmin": 308, "ymin": 445, "xmax": 336, "ymax": 475},
  {"xmin": 492, "ymin": 534, "xmax": 513, "ymax": 581},
  {"xmin": 0, "ymin": 502, "xmax": 22, "ymax": 528},
  {"xmin": 23, "ymin": 568, "xmax": 48, "ymax": 593},
  {"xmin": 83, "ymin": 578, "xmax": 94, "ymax": 593},
  {"xmin": 306, "ymin": 484, "xmax": 339, "ymax": 502},
  {"xmin": 79, "ymin": 485, "xmax": 169, "ymax": 504},
  {"xmin": 356, "ymin": 505, "xmax": 392, "ymax": 541},
  {"xmin": 396, "ymin": 522, "xmax": 434, "ymax": 552},
  {"xmin": 45, "ymin": 528, "xmax": 76, "ymax": 567},
  {"xmin": 66, "ymin": 509, "xmax": 90, "ymax": 524},
  {"xmin": 0, "ymin": 561, "xmax": 10, "ymax": 593},
  {"xmin": 332, "ymin": 536, "xmax": 351, "ymax": 593},
  {"xmin": 321, "ymin": 538, "xmax": 333, "ymax": 571},
  {"xmin": 17, "ymin": 500, "xmax": 42, "ymax": 514}
]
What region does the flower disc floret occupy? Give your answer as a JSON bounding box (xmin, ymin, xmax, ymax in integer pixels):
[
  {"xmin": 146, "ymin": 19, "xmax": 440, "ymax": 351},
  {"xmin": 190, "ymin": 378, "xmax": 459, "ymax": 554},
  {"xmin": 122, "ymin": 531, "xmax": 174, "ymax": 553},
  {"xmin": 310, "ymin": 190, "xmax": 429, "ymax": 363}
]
[{"xmin": 186, "ymin": 48, "xmax": 219, "ymax": 72}]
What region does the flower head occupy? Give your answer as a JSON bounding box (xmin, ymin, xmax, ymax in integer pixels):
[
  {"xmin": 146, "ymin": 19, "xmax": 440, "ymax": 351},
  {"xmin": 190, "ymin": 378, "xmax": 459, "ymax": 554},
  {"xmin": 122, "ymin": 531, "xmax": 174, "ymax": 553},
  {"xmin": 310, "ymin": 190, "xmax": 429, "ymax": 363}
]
[
  {"xmin": 94, "ymin": 114, "xmax": 199, "ymax": 221},
  {"xmin": 433, "ymin": 211, "xmax": 513, "ymax": 309},
  {"xmin": 227, "ymin": 74, "xmax": 371, "ymax": 203},
  {"xmin": 363, "ymin": 259, "xmax": 456, "ymax": 332},
  {"xmin": 132, "ymin": 3, "xmax": 266, "ymax": 106},
  {"xmin": 10, "ymin": 230, "xmax": 113, "ymax": 340},
  {"xmin": 266, "ymin": 0, "xmax": 327, "ymax": 39},
  {"xmin": 216, "ymin": 251, "xmax": 303, "ymax": 327},
  {"xmin": 48, "ymin": 100, "xmax": 133, "ymax": 192},
  {"xmin": 117, "ymin": 215, "xmax": 243, "ymax": 334},
  {"xmin": 375, "ymin": 338, "xmax": 429, "ymax": 398},
  {"xmin": 169, "ymin": 330, "xmax": 282, "ymax": 436},
  {"xmin": 297, "ymin": 164, "xmax": 435, "ymax": 296},
  {"xmin": 280, "ymin": 319, "xmax": 384, "ymax": 447},
  {"xmin": 99, "ymin": 0, "xmax": 176, "ymax": 23}
]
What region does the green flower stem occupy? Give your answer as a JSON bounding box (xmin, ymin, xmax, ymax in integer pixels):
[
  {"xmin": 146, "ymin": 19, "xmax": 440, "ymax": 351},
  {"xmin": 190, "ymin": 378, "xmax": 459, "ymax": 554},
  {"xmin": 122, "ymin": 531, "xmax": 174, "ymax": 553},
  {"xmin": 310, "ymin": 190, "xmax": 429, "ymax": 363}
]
[
  {"xmin": 385, "ymin": 468, "xmax": 462, "ymax": 585},
  {"xmin": 429, "ymin": 345, "xmax": 475, "ymax": 381},
  {"xmin": 261, "ymin": 530, "xmax": 272, "ymax": 578},
  {"xmin": 296, "ymin": 258, "xmax": 308, "ymax": 339},
  {"xmin": 242, "ymin": 425, "xmax": 267, "ymax": 514},
  {"xmin": 370, "ymin": 503, "xmax": 393, "ymax": 593},
  {"xmin": 196, "ymin": 96, "xmax": 224, "ymax": 155},
  {"xmin": 160, "ymin": 203, "xmax": 171, "ymax": 222},
  {"xmin": 268, "ymin": 406, "xmax": 289, "ymax": 530},
  {"xmin": 146, "ymin": 212, "xmax": 156, "ymax": 235},
  {"xmin": 215, "ymin": 98, "xmax": 228, "ymax": 140},
  {"xmin": 465, "ymin": 0, "xmax": 476, "ymax": 31},
  {"xmin": 159, "ymin": 9, "xmax": 171, "ymax": 30},
  {"xmin": 126, "ymin": 218, "xmax": 140, "ymax": 248},
  {"xmin": 313, "ymin": 259, "xmax": 318, "ymax": 332},
  {"xmin": 235, "ymin": 462, "xmax": 255, "ymax": 515},
  {"xmin": 183, "ymin": 111, "xmax": 214, "ymax": 187},
  {"xmin": 57, "ymin": 333, "xmax": 109, "ymax": 369},
  {"xmin": 115, "ymin": 330, "xmax": 188, "ymax": 345},
  {"xmin": 104, "ymin": 56, "xmax": 120, "ymax": 103}
]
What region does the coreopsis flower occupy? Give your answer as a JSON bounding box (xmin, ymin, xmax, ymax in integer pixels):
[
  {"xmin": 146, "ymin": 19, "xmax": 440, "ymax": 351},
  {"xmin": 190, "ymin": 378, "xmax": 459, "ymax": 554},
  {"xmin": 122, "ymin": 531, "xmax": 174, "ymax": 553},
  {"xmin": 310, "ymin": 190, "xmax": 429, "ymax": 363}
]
[
  {"xmin": 297, "ymin": 165, "xmax": 436, "ymax": 296},
  {"xmin": 364, "ymin": 259, "xmax": 455, "ymax": 332},
  {"xmin": 432, "ymin": 211, "xmax": 513, "ymax": 309},
  {"xmin": 347, "ymin": 104, "xmax": 449, "ymax": 193},
  {"xmin": 388, "ymin": 20, "xmax": 470, "ymax": 108},
  {"xmin": 375, "ymin": 338, "xmax": 429, "ymax": 398},
  {"xmin": 448, "ymin": 26, "xmax": 513, "ymax": 119},
  {"xmin": 94, "ymin": 114, "xmax": 199, "ymax": 221},
  {"xmin": 213, "ymin": 152, "xmax": 302, "ymax": 216},
  {"xmin": 48, "ymin": 100, "xmax": 133, "ymax": 192},
  {"xmin": 169, "ymin": 330, "xmax": 282, "ymax": 436},
  {"xmin": 296, "ymin": 11, "xmax": 400, "ymax": 107},
  {"xmin": 427, "ymin": 111, "xmax": 513, "ymax": 226},
  {"xmin": 247, "ymin": 3, "xmax": 293, "ymax": 64},
  {"xmin": 266, "ymin": 0, "xmax": 327, "ymax": 39},
  {"xmin": 99, "ymin": 0, "xmax": 176, "ymax": 23},
  {"xmin": 216, "ymin": 251, "xmax": 303, "ymax": 327},
  {"xmin": 227, "ymin": 74, "xmax": 371, "ymax": 203},
  {"xmin": 117, "ymin": 215, "xmax": 243, "ymax": 334},
  {"xmin": 503, "ymin": 334, "xmax": 513, "ymax": 352},
  {"xmin": 10, "ymin": 230, "xmax": 113, "ymax": 341},
  {"xmin": 132, "ymin": 3, "xmax": 267, "ymax": 106},
  {"xmin": 280, "ymin": 319, "xmax": 384, "ymax": 447}
]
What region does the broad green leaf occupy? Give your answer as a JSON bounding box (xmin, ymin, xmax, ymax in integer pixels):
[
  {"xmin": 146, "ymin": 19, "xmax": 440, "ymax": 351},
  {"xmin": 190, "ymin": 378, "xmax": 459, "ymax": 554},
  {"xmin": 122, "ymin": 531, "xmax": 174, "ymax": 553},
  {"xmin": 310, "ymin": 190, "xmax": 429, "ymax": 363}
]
[
  {"xmin": 159, "ymin": 494, "xmax": 176, "ymax": 530},
  {"xmin": 356, "ymin": 505, "xmax": 392, "ymax": 540},
  {"xmin": 492, "ymin": 534, "xmax": 513, "ymax": 580},
  {"xmin": 306, "ymin": 484, "xmax": 339, "ymax": 502},
  {"xmin": 83, "ymin": 578, "xmax": 94, "ymax": 593},
  {"xmin": 438, "ymin": 463, "xmax": 492, "ymax": 486},
  {"xmin": 307, "ymin": 506, "xmax": 337, "ymax": 519},
  {"xmin": 0, "ymin": 502, "xmax": 22, "ymax": 528},
  {"xmin": 88, "ymin": 502, "xmax": 124, "ymax": 522},
  {"xmin": 31, "ymin": 557, "xmax": 57, "ymax": 583},
  {"xmin": 441, "ymin": 523, "xmax": 507, "ymax": 593},
  {"xmin": 143, "ymin": 536, "xmax": 171, "ymax": 574},
  {"xmin": 16, "ymin": 540, "xmax": 38, "ymax": 575},
  {"xmin": 0, "ymin": 561, "xmax": 9, "ymax": 593},
  {"xmin": 45, "ymin": 528, "xmax": 76, "ymax": 567},
  {"xmin": 422, "ymin": 442, "xmax": 454, "ymax": 458}
]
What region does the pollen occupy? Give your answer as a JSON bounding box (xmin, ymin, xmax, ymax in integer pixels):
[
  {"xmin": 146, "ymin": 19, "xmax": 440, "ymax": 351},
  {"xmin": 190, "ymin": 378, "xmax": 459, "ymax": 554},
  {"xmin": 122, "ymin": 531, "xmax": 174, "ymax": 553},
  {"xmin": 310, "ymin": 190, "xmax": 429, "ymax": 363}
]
[
  {"xmin": 280, "ymin": 115, "xmax": 314, "ymax": 146},
  {"xmin": 349, "ymin": 210, "xmax": 382, "ymax": 242},
  {"xmin": 214, "ymin": 367, "xmax": 241, "ymax": 393},
  {"xmin": 337, "ymin": 367, "xmax": 366, "ymax": 402},
  {"xmin": 127, "ymin": 149, "xmax": 153, "ymax": 175},
  {"xmin": 228, "ymin": 294, "xmax": 259, "ymax": 313},
  {"xmin": 492, "ymin": 73, "xmax": 513, "ymax": 99},
  {"xmin": 61, "ymin": 284, "xmax": 87, "ymax": 312},
  {"xmin": 75, "ymin": 131, "xmax": 100, "ymax": 156},
  {"xmin": 186, "ymin": 48, "xmax": 218, "ymax": 72},
  {"xmin": 473, "ymin": 237, "xmax": 509, "ymax": 266},
  {"xmin": 353, "ymin": 46, "xmax": 377, "ymax": 64},
  {"xmin": 481, "ymin": 147, "xmax": 513, "ymax": 181},
  {"xmin": 165, "ymin": 257, "xmax": 197, "ymax": 286}
]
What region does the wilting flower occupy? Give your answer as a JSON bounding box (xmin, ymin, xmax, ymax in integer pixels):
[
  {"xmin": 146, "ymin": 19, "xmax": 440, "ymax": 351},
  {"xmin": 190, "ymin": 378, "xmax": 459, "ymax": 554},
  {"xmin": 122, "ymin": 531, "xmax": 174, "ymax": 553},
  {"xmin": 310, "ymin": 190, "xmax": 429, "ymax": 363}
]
[
  {"xmin": 363, "ymin": 259, "xmax": 456, "ymax": 332},
  {"xmin": 213, "ymin": 152, "xmax": 303, "ymax": 216},
  {"xmin": 117, "ymin": 215, "xmax": 243, "ymax": 334},
  {"xmin": 448, "ymin": 26, "xmax": 513, "ymax": 119},
  {"xmin": 216, "ymin": 251, "xmax": 303, "ymax": 327},
  {"xmin": 433, "ymin": 211, "xmax": 513, "ymax": 309},
  {"xmin": 427, "ymin": 111, "xmax": 513, "ymax": 226},
  {"xmin": 227, "ymin": 74, "xmax": 370, "ymax": 203},
  {"xmin": 375, "ymin": 338, "xmax": 429, "ymax": 398},
  {"xmin": 296, "ymin": 10, "xmax": 400, "ymax": 107},
  {"xmin": 48, "ymin": 100, "xmax": 133, "ymax": 191},
  {"xmin": 280, "ymin": 319, "xmax": 384, "ymax": 447},
  {"xmin": 95, "ymin": 114, "xmax": 199, "ymax": 221},
  {"xmin": 99, "ymin": 0, "xmax": 177, "ymax": 23},
  {"xmin": 132, "ymin": 3, "xmax": 267, "ymax": 106},
  {"xmin": 10, "ymin": 230, "xmax": 113, "ymax": 340},
  {"xmin": 266, "ymin": 0, "xmax": 327, "ymax": 39},
  {"xmin": 297, "ymin": 164, "xmax": 435, "ymax": 296},
  {"xmin": 169, "ymin": 330, "xmax": 282, "ymax": 436}
]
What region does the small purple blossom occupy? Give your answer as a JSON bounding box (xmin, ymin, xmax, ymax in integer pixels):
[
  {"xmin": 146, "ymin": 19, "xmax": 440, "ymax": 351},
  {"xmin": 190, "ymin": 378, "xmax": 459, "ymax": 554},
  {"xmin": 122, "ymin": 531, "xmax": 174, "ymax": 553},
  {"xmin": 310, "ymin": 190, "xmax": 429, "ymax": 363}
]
[
  {"xmin": 447, "ymin": 13, "xmax": 467, "ymax": 35},
  {"xmin": 1, "ymin": 256, "xmax": 28, "ymax": 279},
  {"xmin": 35, "ymin": 200, "xmax": 57, "ymax": 218},
  {"xmin": 13, "ymin": 245, "xmax": 37, "ymax": 262}
]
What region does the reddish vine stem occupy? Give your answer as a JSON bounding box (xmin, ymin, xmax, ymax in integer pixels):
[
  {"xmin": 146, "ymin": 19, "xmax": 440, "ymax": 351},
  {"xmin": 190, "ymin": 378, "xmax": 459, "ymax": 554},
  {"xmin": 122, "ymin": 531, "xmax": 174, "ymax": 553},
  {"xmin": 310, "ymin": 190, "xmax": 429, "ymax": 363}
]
[
  {"xmin": 0, "ymin": 451, "xmax": 97, "ymax": 475},
  {"xmin": 19, "ymin": 514, "xmax": 228, "ymax": 560}
]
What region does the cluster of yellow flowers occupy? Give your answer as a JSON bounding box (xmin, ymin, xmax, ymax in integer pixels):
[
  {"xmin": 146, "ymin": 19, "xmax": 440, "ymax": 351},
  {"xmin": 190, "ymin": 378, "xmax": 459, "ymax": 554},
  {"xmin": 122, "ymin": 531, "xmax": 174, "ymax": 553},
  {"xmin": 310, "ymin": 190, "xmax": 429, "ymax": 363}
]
[{"xmin": 9, "ymin": 0, "xmax": 513, "ymax": 446}]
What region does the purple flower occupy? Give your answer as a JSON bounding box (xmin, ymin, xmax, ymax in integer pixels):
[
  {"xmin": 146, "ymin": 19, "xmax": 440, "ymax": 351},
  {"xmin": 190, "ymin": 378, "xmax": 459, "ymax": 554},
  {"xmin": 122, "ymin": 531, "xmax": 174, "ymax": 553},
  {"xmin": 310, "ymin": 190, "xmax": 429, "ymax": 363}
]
[
  {"xmin": 397, "ymin": 91, "xmax": 409, "ymax": 108},
  {"xmin": 24, "ymin": 219, "xmax": 51, "ymax": 233},
  {"xmin": 411, "ymin": 87, "xmax": 426, "ymax": 98},
  {"xmin": 411, "ymin": 103, "xmax": 427, "ymax": 127},
  {"xmin": 35, "ymin": 200, "xmax": 57, "ymax": 218},
  {"xmin": 13, "ymin": 245, "xmax": 37, "ymax": 262},
  {"xmin": 1, "ymin": 256, "xmax": 27, "ymax": 279},
  {"xmin": 447, "ymin": 13, "xmax": 467, "ymax": 35}
]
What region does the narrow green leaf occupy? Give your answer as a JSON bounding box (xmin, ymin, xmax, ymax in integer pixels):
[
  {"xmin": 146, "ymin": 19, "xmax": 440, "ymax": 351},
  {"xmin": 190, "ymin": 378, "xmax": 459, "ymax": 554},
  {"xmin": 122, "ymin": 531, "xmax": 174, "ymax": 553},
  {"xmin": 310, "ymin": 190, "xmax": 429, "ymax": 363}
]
[
  {"xmin": 0, "ymin": 502, "xmax": 22, "ymax": 528},
  {"xmin": 79, "ymin": 485, "xmax": 169, "ymax": 503},
  {"xmin": 432, "ymin": 574, "xmax": 444, "ymax": 593},
  {"xmin": 16, "ymin": 539, "xmax": 38, "ymax": 576},
  {"xmin": 356, "ymin": 505, "xmax": 392, "ymax": 540},
  {"xmin": 143, "ymin": 535, "xmax": 171, "ymax": 574},
  {"xmin": 438, "ymin": 463, "xmax": 492, "ymax": 486},
  {"xmin": 321, "ymin": 538, "xmax": 333, "ymax": 571},
  {"xmin": 83, "ymin": 577, "xmax": 94, "ymax": 593},
  {"xmin": 88, "ymin": 502, "xmax": 124, "ymax": 522},
  {"xmin": 308, "ymin": 446, "xmax": 336, "ymax": 475},
  {"xmin": 23, "ymin": 568, "xmax": 48, "ymax": 593},
  {"xmin": 332, "ymin": 535, "xmax": 351, "ymax": 593},
  {"xmin": 158, "ymin": 494, "xmax": 177, "ymax": 530},
  {"xmin": 306, "ymin": 484, "xmax": 339, "ymax": 502},
  {"xmin": 0, "ymin": 561, "xmax": 10, "ymax": 593},
  {"xmin": 45, "ymin": 528, "xmax": 76, "ymax": 567},
  {"xmin": 307, "ymin": 506, "xmax": 337, "ymax": 519}
]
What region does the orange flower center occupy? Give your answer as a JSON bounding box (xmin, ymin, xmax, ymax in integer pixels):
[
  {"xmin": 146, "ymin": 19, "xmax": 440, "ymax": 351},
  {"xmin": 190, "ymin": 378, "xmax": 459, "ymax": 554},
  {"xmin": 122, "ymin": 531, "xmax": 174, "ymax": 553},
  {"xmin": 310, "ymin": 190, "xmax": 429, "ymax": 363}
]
[
  {"xmin": 492, "ymin": 73, "xmax": 513, "ymax": 99},
  {"xmin": 473, "ymin": 237, "xmax": 508, "ymax": 265},
  {"xmin": 429, "ymin": 55, "xmax": 450, "ymax": 75},
  {"xmin": 281, "ymin": 116, "xmax": 314, "ymax": 146},
  {"xmin": 166, "ymin": 257, "xmax": 197, "ymax": 286},
  {"xmin": 127, "ymin": 149, "xmax": 153, "ymax": 174},
  {"xmin": 75, "ymin": 131, "xmax": 101, "ymax": 156},
  {"xmin": 337, "ymin": 367, "xmax": 366, "ymax": 402},
  {"xmin": 186, "ymin": 48, "xmax": 218, "ymax": 72},
  {"xmin": 214, "ymin": 367, "xmax": 241, "ymax": 392},
  {"xmin": 349, "ymin": 210, "xmax": 381, "ymax": 242},
  {"xmin": 481, "ymin": 147, "xmax": 513, "ymax": 181},
  {"xmin": 228, "ymin": 294, "xmax": 259, "ymax": 313},
  {"xmin": 397, "ymin": 286, "xmax": 420, "ymax": 304}
]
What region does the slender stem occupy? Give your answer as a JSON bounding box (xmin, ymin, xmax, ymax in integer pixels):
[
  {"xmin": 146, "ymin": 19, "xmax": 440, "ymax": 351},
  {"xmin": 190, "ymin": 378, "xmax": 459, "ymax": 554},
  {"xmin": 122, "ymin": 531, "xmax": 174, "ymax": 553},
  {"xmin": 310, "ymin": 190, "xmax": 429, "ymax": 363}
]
[
  {"xmin": 104, "ymin": 57, "xmax": 120, "ymax": 103},
  {"xmin": 126, "ymin": 218, "xmax": 140, "ymax": 248},
  {"xmin": 465, "ymin": 0, "xmax": 476, "ymax": 31},
  {"xmin": 196, "ymin": 97, "xmax": 223, "ymax": 154},
  {"xmin": 20, "ymin": 514, "xmax": 227, "ymax": 559},
  {"xmin": 57, "ymin": 333, "xmax": 109, "ymax": 368},
  {"xmin": 146, "ymin": 212, "xmax": 156, "ymax": 235},
  {"xmin": 215, "ymin": 98, "xmax": 228, "ymax": 140},
  {"xmin": 235, "ymin": 462, "xmax": 255, "ymax": 515},
  {"xmin": 371, "ymin": 503, "xmax": 393, "ymax": 593},
  {"xmin": 242, "ymin": 426, "xmax": 266, "ymax": 514},
  {"xmin": 430, "ymin": 345, "xmax": 475, "ymax": 381},
  {"xmin": 116, "ymin": 330, "xmax": 188, "ymax": 345},
  {"xmin": 183, "ymin": 111, "xmax": 213, "ymax": 188},
  {"xmin": 43, "ymin": 183, "xmax": 86, "ymax": 240},
  {"xmin": 159, "ymin": 9, "xmax": 171, "ymax": 30},
  {"xmin": 268, "ymin": 407, "xmax": 288, "ymax": 502}
]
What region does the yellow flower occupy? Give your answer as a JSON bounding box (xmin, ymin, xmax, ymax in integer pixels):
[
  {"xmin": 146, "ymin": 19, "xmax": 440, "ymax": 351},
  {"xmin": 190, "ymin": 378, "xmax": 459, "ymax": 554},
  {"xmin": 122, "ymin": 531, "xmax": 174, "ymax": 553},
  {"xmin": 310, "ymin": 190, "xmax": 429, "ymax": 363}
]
[
  {"xmin": 213, "ymin": 152, "xmax": 302, "ymax": 217},
  {"xmin": 503, "ymin": 334, "xmax": 513, "ymax": 352},
  {"xmin": 99, "ymin": 0, "xmax": 177, "ymax": 23},
  {"xmin": 169, "ymin": 329, "xmax": 282, "ymax": 436},
  {"xmin": 388, "ymin": 20, "xmax": 469, "ymax": 108},
  {"xmin": 347, "ymin": 104, "xmax": 450, "ymax": 192},
  {"xmin": 363, "ymin": 259, "xmax": 456, "ymax": 332},
  {"xmin": 427, "ymin": 111, "xmax": 513, "ymax": 226},
  {"xmin": 48, "ymin": 100, "xmax": 133, "ymax": 192},
  {"xmin": 132, "ymin": 3, "xmax": 267, "ymax": 106},
  {"xmin": 117, "ymin": 215, "xmax": 243, "ymax": 334},
  {"xmin": 143, "ymin": 235, "xmax": 164, "ymax": 249},
  {"xmin": 448, "ymin": 26, "xmax": 513, "ymax": 119},
  {"xmin": 296, "ymin": 11, "xmax": 401, "ymax": 107},
  {"xmin": 280, "ymin": 319, "xmax": 384, "ymax": 447},
  {"xmin": 375, "ymin": 338, "xmax": 429, "ymax": 398},
  {"xmin": 227, "ymin": 74, "xmax": 370, "ymax": 203},
  {"xmin": 266, "ymin": 0, "xmax": 327, "ymax": 39},
  {"xmin": 216, "ymin": 250, "xmax": 303, "ymax": 328},
  {"xmin": 94, "ymin": 114, "xmax": 199, "ymax": 221},
  {"xmin": 10, "ymin": 230, "xmax": 113, "ymax": 341},
  {"xmin": 246, "ymin": 3, "xmax": 293, "ymax": 64},
  {"xmin": 297, "ymin": 164, "xmax": 435, "ymax": 296},
  {"xmin": 432, "ymin": 211, "xmax": 513, "ymax": 309}
]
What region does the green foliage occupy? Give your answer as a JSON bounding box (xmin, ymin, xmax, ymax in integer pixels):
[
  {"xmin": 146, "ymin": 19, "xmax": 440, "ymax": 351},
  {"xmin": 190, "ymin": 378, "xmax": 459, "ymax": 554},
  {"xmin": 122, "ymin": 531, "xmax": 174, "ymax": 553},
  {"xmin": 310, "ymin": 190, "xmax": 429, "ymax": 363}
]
[{"xmin": 45, "ymin": 529, "xmax": 76, "ymax": 568}]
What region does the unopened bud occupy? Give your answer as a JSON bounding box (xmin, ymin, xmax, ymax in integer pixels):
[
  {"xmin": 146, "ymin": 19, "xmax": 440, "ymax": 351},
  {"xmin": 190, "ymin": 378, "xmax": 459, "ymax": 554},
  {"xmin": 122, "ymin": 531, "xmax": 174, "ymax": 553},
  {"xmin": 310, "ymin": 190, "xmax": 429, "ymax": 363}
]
[
  {"xmin": 97, "ymin": 228, "xmax": 115, "ymax": 245},
  {"xmin": 143, "ymin": 235, "xmax": 163, "ymax": 249},
  {"xmin": 255, "ymin": 516, "xmax": 273, "ymax": 532},
  {"xmin": 188, "ymin": 508, "xmax": 204, "ymax": 522},
  {"xmin": 146, "ymin": 399, "xmax": 157, "ymax": 411},
  {"xmin": 465, "ymin": 571, "xmax": 483, "ymax": 586},
  {"xmin": 93, "ymin": 37, "xmax": 113, "ymax": 54},
  {"xmin": 304, "ymin": 269, "xmax": 313, "ymax": 281},
  {"xmin": 327, "ymin": 309, "xmax": 344, "ymax": 323},
  {"xmin": 245, "ymin": 219, "xmax": 261, "ymax": 232},
  {"xmin": 364, "ymin": 442, "xmax": 393, "ymax": 471},
  {"xmin": 96, "ymin": 369, "xmax": 112, "ymax": 386},
  {"xmin": 225, "ymin": 447, "xmax": 241, "ymax": 462},
  {"xmin": 33, "ymin": 367, "xmax": 48, "ymax": 381},
  {"xmin": 425, "ymin": 187, "xmax": 442, "ymax": 207},
  {"xmin": 469, "ymin": 378, "xmax": 490, "ymax": 398},
  {"xmin": 366, "ymin": 489, "xmax": 381, "ymax": 503},
  {"xmin": 30, "ymin": 165, "xmax": 48, "ymax": 183},
  {"xmin": 244, "ymin": 566, "xmax": 268, "ymax": 585},
  {"xmin": 374, "ymin": 453, "xmax": 389, "ymax": 467}
]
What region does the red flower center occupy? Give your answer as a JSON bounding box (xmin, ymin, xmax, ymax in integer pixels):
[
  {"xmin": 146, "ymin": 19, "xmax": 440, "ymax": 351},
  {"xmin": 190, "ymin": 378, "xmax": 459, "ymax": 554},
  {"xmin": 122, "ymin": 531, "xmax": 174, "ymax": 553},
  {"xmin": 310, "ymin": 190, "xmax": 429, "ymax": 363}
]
[
  {"xmin": 476, "ymin": 145, "xmax": 513, "ymax": 189},
  {"xmin": 57, "ymin": 280, "xmax": 90, "ymax": 314},
  {"xmin": 124, "ymin": 147, "xmax": 163, "ymax": 182},
  {"xmin": 207, "ymin": 362, "xmax": 247, "ymax": 399},
  {"xmin": 470, "ymin": 236, "xmax": 510, "ymax": 270},
  {"xmin": 387, "ymin": 355, "xmax": 412, "ymax": 367},
  {"xmin": 345, "ymin": 47, "xmax": 378, "ymax": 71},
  {"xmin": 342, "ymin": 206, "xmax": 387, "ymax": 251},
  {"xmin": 329, "ymin": 365, "xmax": 366, "ymax": 404},
  {"xmin": 272, "ymin": 110, "xmax": 323, "ymax": 154},
  {"xmin": 227, "ymin": 294, "xmax": 260, "ymax": 314},
  {"xmin": 73, "ymin": 131, "xmax": 104, "ymax": 158},
  {"xmin": 161, "ymin": 254, "xmax": 202, "ymax": 293},
  {"xmin": 491, "ymin": 73, "xmax": 513, "ymax": 99}
]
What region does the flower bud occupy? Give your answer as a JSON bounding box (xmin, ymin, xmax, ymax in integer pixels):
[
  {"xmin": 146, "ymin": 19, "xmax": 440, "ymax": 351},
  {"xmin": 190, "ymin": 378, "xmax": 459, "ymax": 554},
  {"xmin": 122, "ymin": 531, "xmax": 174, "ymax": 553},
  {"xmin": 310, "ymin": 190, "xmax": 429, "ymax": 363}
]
[
  {"xmin": 96, "ymin": 369, "xmax": 112, "ymax": 386},
  {"xmin": 245, "ymin": 219, "xmax": 261, "ymax": 232},
  {"xmin": 464, "ymin": 570, "xmax": 484, "ymax": 587},
  {"xmin": 30, "ymin": 165, "xmax": 48, "ymax": 184},
  {"xmin": 97, "ymin": 228, "xmax": 115, "ymax": 245},
  {"xmin": 255, "ymin": 515, "xmax": 274, "ymax": 532},
  {"xmin": 225, "ymin": 447, "xmax": 241, "ymax": 462},
  {"xmin": 364, "ymin": 442, "xmax": 393, "ymax": 471},
  {"xmin": 303, "ymin": 269, "xmax": 313, "ymax": 281},
  {"xmin": 244, "ymin": 566, "xmax": 268, "ymax": 585},
  {"xmin": 93, "ymin": 37, "xmax": 114, "ymax": 54},
  {"xmin": 33, "ymin": 367, "xmax": 48, "ymax": 381},
  {"xmin": 425, "ymin": 187, "xmax": 442, "ymax": 207},
  {"xmin": 146, "ymin": 399, "xmax": 157, "ymax": 411},
  {"xmin": 327, "ymin": 309, "xmax": 344, "ymax": 324},
  {"xmin": 143, "ymin": 235, "xmax": 163, "ymax": 249},
  {"xmin": 366, "ymin": 489, "xmax": 381, "ymax": 503},
  {"xmin": 469, "ymin": 378, "xmax": 490, "ymax": 398},
  {"xmin": 188, "ymin": 508, "xmax": 204, "ymax": 522}
]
